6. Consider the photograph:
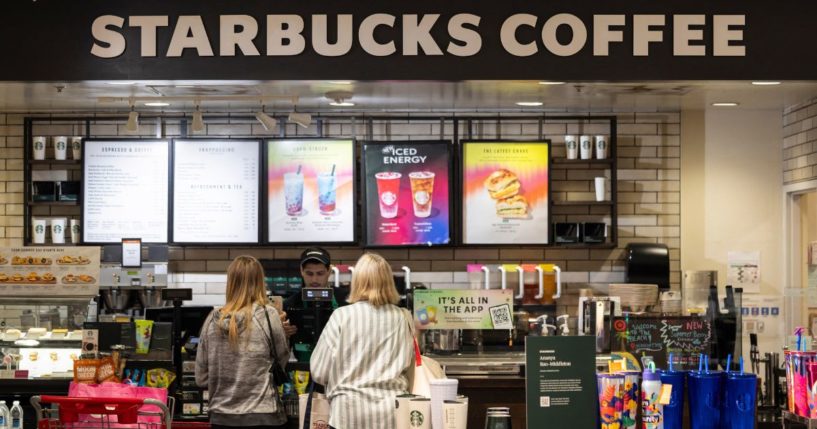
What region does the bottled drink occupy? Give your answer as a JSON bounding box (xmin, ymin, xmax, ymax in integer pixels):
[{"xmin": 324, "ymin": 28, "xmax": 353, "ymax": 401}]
[
  {"xmin": 641, "ymin": 368, "xmax": 663, "ymax": 429},
  {"xmin": 0, "ymin": 400, "xmax": 10, "ymax": 429},
  {"xmin": 9, "ymin": 401, "xmax": 22, "ymax": 429}
]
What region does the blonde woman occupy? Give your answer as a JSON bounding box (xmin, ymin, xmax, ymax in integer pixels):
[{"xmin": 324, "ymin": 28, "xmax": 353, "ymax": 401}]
[
  {"xmin": 196, "ymin": 255, "xmax": 290, "ymax": 429},
  {"xmin": 311, "ymin": 253, "xmax": 414, "ymax": 429}
]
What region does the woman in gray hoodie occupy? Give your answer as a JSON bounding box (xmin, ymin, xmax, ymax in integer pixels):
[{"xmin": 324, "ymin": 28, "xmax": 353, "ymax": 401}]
[{"xmin": 196, "ymin": 255, "xmax": 290, "ymax": 429}]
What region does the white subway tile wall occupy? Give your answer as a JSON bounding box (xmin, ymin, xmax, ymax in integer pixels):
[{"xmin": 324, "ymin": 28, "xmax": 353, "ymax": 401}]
[{"xmin": 784, "ymin": 97, "xmax": 817, "ymax": 184}]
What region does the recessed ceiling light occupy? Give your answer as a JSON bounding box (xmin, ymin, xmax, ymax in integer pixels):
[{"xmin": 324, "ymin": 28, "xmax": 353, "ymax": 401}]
[
  {"xmin": 751, "ymin": 81, "xmax": 781, "ymax": 86},
  {"xmin": 144, "ymin": 102, "xmax": 170, "ymax": 107},
  {"xmin": 330, "ymin": 101, "xmax": 355, "ymax": 107},
  {"xmin": 538, "ymin": 81, "xmax": 566, "ymax": 85},
  {"xmin": 107, "ymin": 81, "xmax": 137, "ymax": 85},
  {"xmin": 712, "ymin": 102, "xmax": 739, "ymax": 107},
  {"xmin": 328, "ymin": 81, "xmax": 353, "ymax": 85},
  {"xmin": 516, "ymin": 101, "xmax": 543, "ymax": 107}
]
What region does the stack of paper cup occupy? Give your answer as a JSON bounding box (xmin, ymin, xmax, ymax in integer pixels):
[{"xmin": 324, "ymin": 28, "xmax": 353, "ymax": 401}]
[
  {"xmin": 54, "ymin": 136, "xmax": 68, "ymax": 160},
  {"xmin": 32, "ymin": 136, "xmax": 46, "ymax": 160},
  {"xmin": 430, "ymin": 379, "xmax": 458, "ymax": 429},
  {"xmin": 442, "ymin": 400, "xmax": 468, "ymax": 429},
  {"xmin": 408, "ymin": 398, "xmax": 431, "ymax": 429},
  {"xmin": 32, "ymin": 218, "xmax": 47, "ymax": 244},
  {"xmin": 51, "ymin": 218, "xmax": 66, "ymax": 244}
]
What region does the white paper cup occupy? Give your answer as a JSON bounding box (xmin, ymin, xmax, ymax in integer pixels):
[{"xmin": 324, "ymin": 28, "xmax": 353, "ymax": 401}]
[
  {"xmin": 51, "ymin": 218, "xmax": 66, "ymax": 244},
  {"xmin": 54, "ymin": 136, "xmax": 68, "ymax": 160},
  {"xmin": 580, "ymin": 135, "xmax": 593, "ymax": 159},
  {"xmin": 595, "ymin": 135, "xmax": 608, "ymax": 159},
  {"xmin": 565, "ymin": 135, "xmax": 578, "ymax": 160},
  {"xmin": 595, "ymin": 177, "xmax": 607, "ymax": 202},
  {"xmin": 395, "ymin": 394, "xmax": 418, "ymax": 429},
  {"xmin": 70, "ymin": 219, "xmax": 80, "ymax": 244},
  {"xmin": 32, "ymin": 219, "xmax": 47, "ymax": 244},
  {"xmin": 443, "ymin": 400, "xmax": 468, "ymax": 429},
  {"xmin": 71, "ymin": 137, "xmax": 82, "ymax": 160},
  {"xmin": 408, "ymin": 398, "xmax": 431, "ymax": 429},
  {"xmin": 32, "ymin": 136, "xmax": 47, "ymax": 160}
]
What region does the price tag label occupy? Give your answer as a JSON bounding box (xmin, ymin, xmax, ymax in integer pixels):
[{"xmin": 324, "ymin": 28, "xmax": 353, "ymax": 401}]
[{"xmin": 659, "ymin": 384, "xmax": 673, "ymax": 405}]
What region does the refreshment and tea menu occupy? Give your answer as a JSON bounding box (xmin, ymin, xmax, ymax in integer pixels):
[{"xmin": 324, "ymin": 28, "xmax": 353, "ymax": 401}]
[
  {"xmin": 266, "ymin": 139, "xmax": 355, "ymax": 243},
  {"xmin": 172, "ymin": 139, "xmax": 260, "ymax": 243},
  {"xmin": 362, "ymin": 141, "xmax": 451, "ymax": 246},
  {"xmin": 0, "ymin": 247, "xmax": 101, "ymax": 297},
  {"xmin": 461, "ymin": 141, "xmax": 550, "ymax": 244},
  {"xmin": 83, "ymin": 140, "xmax": 169, "ymax": 243}
]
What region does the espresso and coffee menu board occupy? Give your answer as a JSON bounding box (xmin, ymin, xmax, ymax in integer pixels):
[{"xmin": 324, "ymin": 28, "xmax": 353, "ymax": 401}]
[
  {"xmin": 611, "ymin": 316, "xmax": 713, "ymax": 369},
  {"xmin": 0, "ymin": 247, "xmax": 101, "ymax": 297},
  {"xmin": 461, "ymin": 141, "xmax": 550, "ymax": 244},
  {"xmin": 172, "ymin": 140, "xmax": 260, "ymax": 243},
  {"xmin": 83, "ymin": 140, "xmax": 169, "ymax": 243},
  {"xmin": 266, "ymin": 139, "xmax": 355, "ymax": 243},
  {"xmin": 362, "ymin": 141, "xmax": 452, "ymax": 246}
]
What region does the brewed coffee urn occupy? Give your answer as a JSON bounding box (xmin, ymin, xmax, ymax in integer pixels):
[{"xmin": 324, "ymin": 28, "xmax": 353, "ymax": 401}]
[{"xmin": 625, "ymin": 243, "xmax": 670, "ymax": 290}]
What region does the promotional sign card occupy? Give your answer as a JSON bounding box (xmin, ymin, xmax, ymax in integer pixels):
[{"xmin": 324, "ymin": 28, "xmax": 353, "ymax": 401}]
[{"xmin": 413, "ymin": 289, "xmax": 513, "ymax": 330}]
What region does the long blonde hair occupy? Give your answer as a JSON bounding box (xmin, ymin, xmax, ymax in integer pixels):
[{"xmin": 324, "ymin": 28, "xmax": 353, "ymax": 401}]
[
  {"xmin": 219, "ymin": 255, "xmax": 267, "ymax": 347},
  {"xmin": 349, "ymin": 253, "xmax": 400, "ymax": 306}
]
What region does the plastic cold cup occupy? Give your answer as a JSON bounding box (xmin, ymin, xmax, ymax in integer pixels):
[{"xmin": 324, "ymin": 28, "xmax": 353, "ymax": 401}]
[
  {"xmin": 375, "ymin": 172, "xmax": 401, "ymax": 218},
  {"xmin": 597, "ymin": 373, "xmax": 625, "ymax": 429},
  {"xmin": 621, "ymin": 371, "xmax": 640, "ymax": 429},
  {"xmin": 284, "ymin": 172, "xmax": 304, "ymax": 216},
  {"xmin": 660, "ymin": 370, "xmax": 687, "ymax": 429},
  {"xmin": 688, "ymin": 371, "xmax": 723, "ymax": 429},
  {"xmin": 317, "ymin": 173, "xmax": 336, "ymax": 215},
  {"xmin": 409, "ymin": 171, "xmax": 434, "ymax": 218},
  {"xmin": 720, "ymin": 373, "xmax": 757, "ymax": 429}
]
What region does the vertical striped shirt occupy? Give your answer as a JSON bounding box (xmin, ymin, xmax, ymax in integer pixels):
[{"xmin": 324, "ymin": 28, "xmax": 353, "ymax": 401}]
[{"xmin": 310, "ymin": 302, "xmax": 414, "ymax": 429}]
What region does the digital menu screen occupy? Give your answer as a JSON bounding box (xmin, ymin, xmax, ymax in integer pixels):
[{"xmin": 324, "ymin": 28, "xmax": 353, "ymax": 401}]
[
  {"xmin": 461, "ymin": 141, "xmax": 550, "ymax": 244},
  {"xmin": 172, "ymin": 139, "xmax": 260, "ymax": 243},
  {"xmin": 83, "ymin": 140, "xmax": 169, "ymax": 243},
  {"xmin": 266, "ymin": 139, "xmax": 355, "ymax": 243},
  {"xmin": 362, "ymin": 141, "xmax": 452, "ymax": 246}
]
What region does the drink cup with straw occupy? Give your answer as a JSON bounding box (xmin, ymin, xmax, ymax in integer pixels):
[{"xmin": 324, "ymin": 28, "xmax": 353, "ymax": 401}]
[{"xmin": 318, "ymin": 164, "xmax": 337, "ymax": 215}]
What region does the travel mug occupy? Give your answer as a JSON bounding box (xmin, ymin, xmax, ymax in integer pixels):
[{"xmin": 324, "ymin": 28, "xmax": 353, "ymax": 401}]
[
  {"xmin": 395, "ymin": 394, "xmax": 418, "ymax": 429},
  {"xmin": 720, "ymin": 373, "xmax": 757, "ymax": 429},
  {"xmin": 484, "ymin": 410, "xmax": 512, "ymax": 429},
  {"xmin": 660, "ymin": 370, "xmax": 687, "ymax": 429},
  {"xmin": 621, "ymin": 371, "xmax": 640, "ymax": 429},
  {"xmin": 32, "ymin": 136, "xmax": 46, "ymax": 160},
  {"xmin": 597, "ymin": 373, "xmax": 624, "ymax": 429},
  {"xmin": 70, "ymin": 219, "xmax": 80, "ymax": 244},
  {"xmin": 32, "ymin": 218, "xmax": 47, "ymax": 244},
  {"xmin": 594, "ymin": 177, "xmax": 607, "ymax": 202},
  {"xmin": 595, "ymin": 135, "xmax": 608, "ymax": 159},
  {"xmin": 565, "ymin": 135, "xmax": 578, "ymax": 159},
  {"xmin": 71, "ymin": 137, "xmax": 82, "ymax": 160},
  {"xmin": 50, "ymin": 218, "xmax": 66, "ymax": 244},
  {"xmin": 688, "ymin": 371, "xmax": 723, "ymax": 429},
  {"xmin": 442, "ymin": 400, "xmax": 467, "ymax": 429},
  {"xmin": 409, "ymin": 398, "xmax": 431, "ymax": 429},
  {"xmin": 53, "ymin": 136, "xmax": 68, "ymax": 160},
  {"xmin": 579, "ymin": 135, "xmax": 592, "ymax": 159}
]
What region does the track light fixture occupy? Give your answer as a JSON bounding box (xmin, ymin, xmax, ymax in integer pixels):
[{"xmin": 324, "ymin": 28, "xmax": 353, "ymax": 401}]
[
  {"xmin": 191, "ymin": 103, "xmax": 205, "ymax": 133},
  {"xmin": 126, "ymin": 100, "xmax": 139, "ymax": 132},
  {"xmin": 288, "ymin": 111, "xmax": 312, "ymax": 128},
  {"xmin": 256, "ymin": 107, "xmax": 278, "ymax": 132}
]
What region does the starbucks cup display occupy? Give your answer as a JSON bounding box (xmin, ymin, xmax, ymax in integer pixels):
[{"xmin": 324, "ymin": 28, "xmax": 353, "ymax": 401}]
[
  {"xmin": 50, "ymin": 218, "xmax": 66, "ymax": 244},
  {"xmin": 32, "ymin": 136, "xmax": 46, "ymax": 160},
  {"xmin": 71, "ymin": 136, "xmax": 82, "ymax": 160},
  {"xmin": 595, "ymin": 135, "xmax": 608, "ymax": 159},
  {"xmin": 408, "ymin": 398, "xmax": 431, "ymax": 429},
  {"xmin": 579, "ymin": 135, "xmax": 593, "ymax": 159},
  {"xmin": 565, "ymin": 135, "xmax": 578, "ymax": 159},
  {"xmin": 32, "ymin": 218, "xmax": 47, "ymax": 244},
  {"xmin": 595, "ymin": 177, "xmax": 607, "ymax": 202},
  {"xmin": 53, "ymin": 136, "xmax": 68, "ymax": 160},
  {"xmin": 395, "ymin": 394, "xmax": 418, "ymax": 429},
  {"xmin": 70, "ymin": 219, "xmax": 81, "ymax": 244}
]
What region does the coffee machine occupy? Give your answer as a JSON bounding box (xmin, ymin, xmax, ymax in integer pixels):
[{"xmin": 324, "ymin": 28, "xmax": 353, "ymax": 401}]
[
  {"xmin": 578, "ymin": 296, "xmax": 621, "ymax": 353},
  {"xmin": 97, "ymin": 244, "xmax": 169, "ymax": 318}
]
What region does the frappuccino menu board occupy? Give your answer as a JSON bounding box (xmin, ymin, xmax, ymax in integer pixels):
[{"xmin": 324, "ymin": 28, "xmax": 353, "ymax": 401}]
[
  {"xmin": 83, "ymin": 140, "xmax": 169, "ymax": 243},
  {"xmin": 462, "ymin": 141, "xmax": 550, "ymax": 244},
  {"xmin": 266, "ymin": 139, "xmax": 355, "ymax": 243},
  {"xmin": 362, "ymin": 141, "xmax": 451, "ymax": 246},
  {"xmin": 0, "ymin": 247, "xmax": 101, "ymax": 297},
  {"xmin": 173, "ymin": 140, "xmax": 260, "ymax": 243}
]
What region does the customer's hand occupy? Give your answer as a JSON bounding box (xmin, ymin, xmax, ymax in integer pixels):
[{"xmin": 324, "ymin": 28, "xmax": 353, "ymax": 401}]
[{"xmin": 280, "ymin": 311, "xmax": 297, "ymax": 337}]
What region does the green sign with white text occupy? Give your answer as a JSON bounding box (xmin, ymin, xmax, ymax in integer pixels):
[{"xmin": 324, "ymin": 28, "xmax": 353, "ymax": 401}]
[{"xmin": 413, "ymin": 289, "xmax": 513, "ymax": 330}]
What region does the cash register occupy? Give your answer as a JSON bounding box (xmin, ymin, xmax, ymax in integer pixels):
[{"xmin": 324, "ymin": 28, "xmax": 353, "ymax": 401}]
[{"xmin": 287, "ymin": 287, "xmax": 335, "ymax": 362}]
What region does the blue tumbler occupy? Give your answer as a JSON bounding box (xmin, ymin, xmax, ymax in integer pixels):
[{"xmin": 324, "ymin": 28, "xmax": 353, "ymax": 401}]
[
  {"xmin": 660, "ymin": 370, "xmax": 687, "ymax": 429},
  {"xmin": 720, "ymin": 373, "xmax": 757, "ymax": 429},
  {"xmin": 688, "ymin": 371, "xmax": 723, "ymax": 429}
]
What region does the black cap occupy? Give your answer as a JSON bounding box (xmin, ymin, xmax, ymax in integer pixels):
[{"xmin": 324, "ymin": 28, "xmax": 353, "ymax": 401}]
[{"xmin": 300, "ymin": 247, "xmax": 331, "ymax": 268}]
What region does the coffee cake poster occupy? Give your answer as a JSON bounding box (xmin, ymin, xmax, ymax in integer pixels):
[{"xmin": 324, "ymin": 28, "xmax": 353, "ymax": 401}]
[
  {"xmin": 462, "ymin": 141, "xmax": 550, "ymax": 244},
  {"xmin": 362, "ymin": 141, "xmax": 452, "ymax": 246}
]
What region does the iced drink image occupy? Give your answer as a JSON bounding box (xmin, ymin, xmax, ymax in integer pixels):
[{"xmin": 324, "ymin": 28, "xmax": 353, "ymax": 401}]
[
  {"xmin": 375, "ymin": 171, "xmax": 401, "ymax": 218},
  {"xmin": 317, "ymin": 172, "xmax": 336, "ymax": 215},
  {"xmin": 284, "ymin": 171, "xmax": 304, "ymax": 216},
  {"xmin": 409, "ymin": 171, "xmax": 435, "ymax": 218}
]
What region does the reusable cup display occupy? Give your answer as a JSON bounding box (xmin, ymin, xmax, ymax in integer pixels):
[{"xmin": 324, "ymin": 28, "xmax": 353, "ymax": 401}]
[
  {"xmin": 53, "ymin": 136, "xmax": 68, "ymax": 160},
  {"xmin": 579, "ymin": 135, "xmax": 592, "ymax": 159},
  {"xmin": 70, "ymin": 137, "xmax": 82, "ymax": 160},
  {"xmin": 32, "ymin": 136, "xmax": 46, "ymax": 160},
  {"xmin": 688, "ymin": 371, "xmax": 723, "ymax": 429},
  {"xmin": 785, "ymin": 351, "xmax": 817, "ymax": 417},
  {"xmin": 597, "ymin": 373, "xmax": 624, "ymax": 429},
  {"xmin": 32, "ymin": 218, "xmax": 47, "ymax": 244},
  {"xmin": 395, "ymin": 394, "xmax": 418, "ymax": 429},
  {"xmin": 70, "ymin": 219, "xmax": 81, "ymax": 244},
  {"xmin": 659, "ymin": 370, "xmax": 687, "ymax": 429},
  {"xmin": 621, "ymin": 372, "xmax": 640, "ymax": 429},
  {"xmin": 50, "ymin": 218, "xmax": 66, "ymax": 244},
  {"xmin": 594, "ymin": 177, "xmax": 607, "ymax": 202},
  {"xmin": 565, "ymin": 135, "xmax": 578, "ymax": 159},
  {"xmin": 283, "ymin": 171, "xmax": 304, "ymax": 216},
  {"xmin": 408, "ymin": 398, "xmax": 431, "ymax": 429},
  {"xmin": 595, "ymin": 135, "xmax": 608, "ymax": 159},
  {"xmin": 442, "ymin": 400, "xmax": 467, "ymax": 429},
  {"xmin": 375, "ymin": 172, "xmax": 401, "ymax": 218},
  {"xmin": 720, "ymin": 373, "xmax": 757, "ymax": 429}
]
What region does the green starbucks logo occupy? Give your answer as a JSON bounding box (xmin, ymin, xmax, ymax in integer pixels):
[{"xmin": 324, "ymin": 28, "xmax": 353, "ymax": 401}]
[
  {"xmin": 72, "ymin": 141, "xmax": 81, "ymax": 150},
  {"xmin": 566, "ymin": 140, "xmax": 577, "ymax": 149},
  {"xmin": 597, "ymin": 140, "xmax": 607, "ymax": 149},
  {"xmin": 53, "ymin": 225, "xmax": 62, "ymax": 234},
  {"xmin": 581, "ymin": 140, "xmax": 591, "ymax": 149},
  {"xmin": 56, "ymin": 141, "xmax": 66, "ymax": 150},
  {"xmin": 72, "ymin": 225, "xmax": 80, "ymax": 234},
  {"xmin": 410, "ymin": 410, "xmax": 424, "ymax": 427},
  {"xmin": 35, "ymin": 225, "xmax": 44, "ymax": 234},
  {"xmin": 34, "ymin": 141, "xmax": 44, "ymax": 150}
]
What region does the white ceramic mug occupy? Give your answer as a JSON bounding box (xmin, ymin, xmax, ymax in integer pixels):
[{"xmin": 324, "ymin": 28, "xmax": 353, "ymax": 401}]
[
  {"xmin": 53, "ymin": 136, "xmax": 68, "ymax": 160},
  {"xmin": 32, "ymin": 136, "xmax": 47, "ymax": 160},
  {"xmin": 565, "ymin": 135, "xmax": 578, "ymax": 159},
  {"xmin": 580, "ymin": 135, "xmax": 593, "ymax": 159},
  {"xmin": 32, "ymin": 218, "xmax": 47, "ymax": 244},
  {"xmin": 51, "ymin": 218, "xmax": 66, "ymax": 244},
  {"xmin": 595, "ymin": 135, "xmax": 608, "ymax": 159},
  {"xmin": 70, "ymin": 219, "xmax": 81, "ymax": 244},
  {"xmin": 70, "ymin": 137, "xmax": 82, "ymax": 160},
  {"xmin": 595, "ymin": 177, "xmax": 607, "ymax": 202}
]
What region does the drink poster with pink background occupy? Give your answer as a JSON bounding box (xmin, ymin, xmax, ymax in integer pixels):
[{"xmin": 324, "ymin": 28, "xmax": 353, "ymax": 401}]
[
  {"xmin": 362, "ymin": 141, "xmax": 451, "ymax": 246},
  {"xmin": 267, "ymin": 139, "xmax": 355, "ymax": 243},
  {"xmin": 462, "ymin": 141, "xmax": 550, "ymax": 244}
]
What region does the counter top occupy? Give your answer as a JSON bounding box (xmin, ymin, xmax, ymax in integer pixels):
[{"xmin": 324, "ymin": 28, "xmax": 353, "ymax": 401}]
[{"xmin": 424, "ymin": 351, "xmax": 525, "ymax": 376}]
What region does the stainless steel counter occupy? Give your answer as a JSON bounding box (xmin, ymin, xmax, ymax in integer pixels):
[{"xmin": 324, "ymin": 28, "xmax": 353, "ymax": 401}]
[{"xmin": 425, "ymin": 351, "xmax": 526, "ymax": 377}]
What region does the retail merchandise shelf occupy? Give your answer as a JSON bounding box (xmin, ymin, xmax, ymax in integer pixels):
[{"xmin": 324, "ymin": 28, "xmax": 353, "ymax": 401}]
[
  {"xmin": 782, "ymin": 411, "xmax": 817, "ymax": 428},
  {"xmin": 552, "ymin": 200, "xmax": 614, "ymax": 206},
  {"xmin": 29, "ymin": 160, "xmax": 80, "ymax": 165},
  {"xmin": 551, "ymin": 243, "xmax": 616, "ymax": 249},
  {"xmin": 552, "ymin": 159, "xmax": 613, "ymax": 165},
  {"xmin": 27, "ymin": 201, "xmax": 79, "ymax": 206}
]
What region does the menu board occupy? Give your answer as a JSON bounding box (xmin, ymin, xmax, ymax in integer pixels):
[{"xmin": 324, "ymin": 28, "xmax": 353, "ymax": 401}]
[
  {"xmin": 83, "ymin": 140, "xmax": 169, "ymax": 243},
  {"xmin": 0, "ymin": 247, "xmax": 101, "ymax": 297},
  {"xmin": 461, "ymin": 141, "xmax": 550, "ymax": 244},
  {"xmin": 266, "ymin": 139, "xmax": 355, "ymax": 243},
  {"xmin": 172, "ymin": 139, "xmax": 260, "ymax": 243},
  {"xmin": 611, "ymin": 316, "xmax": 713, "ymax": 369},
  {"xmin": 362, "ymin": 141, "xmax": 452, "ymax": 246}
]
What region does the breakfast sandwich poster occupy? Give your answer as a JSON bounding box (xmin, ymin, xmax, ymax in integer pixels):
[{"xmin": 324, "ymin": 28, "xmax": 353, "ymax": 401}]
[
  {"xmin": 462, "ymin": 141, "xmax": 550, "ymax": 244},
  {"xmin": 0, "ymin": 246, "xmax": 101, "ymax": 296},
  {"xmin": 362, "ymin": 141, "xmax": 452, "ymax": 246},
  {"xmin": 267, "ymin": 139, "xmax": 355, "ymax": 243}
]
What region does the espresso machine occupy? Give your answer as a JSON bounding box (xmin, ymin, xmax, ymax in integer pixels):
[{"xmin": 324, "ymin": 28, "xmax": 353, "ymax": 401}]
[
  {"xmin": 97, "ymin": 245, "xmax": 169, "ymax": 318},
  {"xmin": 578, "ymin": 296, "xmax": 622, "ymax": 353}
]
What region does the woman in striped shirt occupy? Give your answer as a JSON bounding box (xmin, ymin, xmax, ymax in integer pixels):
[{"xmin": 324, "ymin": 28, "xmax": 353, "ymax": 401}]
[{"xmin": 310, "ymin": 253, "xmax": 415, "ymax": 429}]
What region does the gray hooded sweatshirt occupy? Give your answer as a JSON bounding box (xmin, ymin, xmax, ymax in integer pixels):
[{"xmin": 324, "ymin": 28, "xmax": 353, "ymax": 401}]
[{"xmin": 195, "ymin": 304, "xmax": 290, "ymax": 426}]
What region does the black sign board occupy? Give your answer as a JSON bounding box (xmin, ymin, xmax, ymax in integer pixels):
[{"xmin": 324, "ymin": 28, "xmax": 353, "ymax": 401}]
[{"xmin": 611, "ymin": 316, "xmax": 713, "ymax": 369}]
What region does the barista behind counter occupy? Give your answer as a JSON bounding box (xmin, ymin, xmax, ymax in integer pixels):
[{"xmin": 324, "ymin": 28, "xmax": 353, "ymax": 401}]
[{"xmin": 284, "ymin": 248, "xmax": 340, "ymax": 362}]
